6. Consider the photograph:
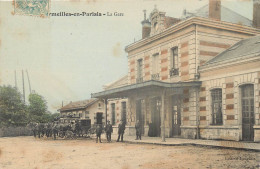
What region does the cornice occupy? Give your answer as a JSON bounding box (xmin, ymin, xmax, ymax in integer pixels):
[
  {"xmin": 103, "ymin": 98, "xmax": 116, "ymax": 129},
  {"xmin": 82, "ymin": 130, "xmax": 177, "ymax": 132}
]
[
  {"xmin": 125, "ymin": 17, "xmax": 260, "ymax": 54},
  {"xmin": 199, "ymin": 53, "xmax": 260, "ymax": 73}
]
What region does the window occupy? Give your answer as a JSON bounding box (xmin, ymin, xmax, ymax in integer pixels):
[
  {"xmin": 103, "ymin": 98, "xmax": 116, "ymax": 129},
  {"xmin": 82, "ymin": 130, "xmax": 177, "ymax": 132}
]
[
  {"xmin": 211, "ymin": 89, "xmax": 223, "ymax": 125},
  {"xmin": 137, "ymin": 59, "xmax": 143, "ymax": 83},
  {"xmin": 152, "ymin": 53, "xmax": 159, "ymax": 73},
  {"xmin": 241, "ymin": 84, "xmax": 254, "ymax": 141},
  {"xmin": 111, "ymin": 103, "xmax": 116, "ymax": 125},
  {"xmin": 98, "ymin": 103, "xmax": 102, "ymax": 108},
  {"xmin": 152, "ymin": 53, "xmax": 160, "ymax": 80},
  {"xmin": 171, "ymin": 47, "xmax": 178, "ymax": 69},
  {"xmin": 121, "ymin": 102, "xmax": 127, "ymax": 123},
  {"xmin": 85, "ymin": 111, "xmax": 89, "ymax": 118},
  {"xmin": 170, "ymin": 47, "xmax": 179, "ymax": 76}
]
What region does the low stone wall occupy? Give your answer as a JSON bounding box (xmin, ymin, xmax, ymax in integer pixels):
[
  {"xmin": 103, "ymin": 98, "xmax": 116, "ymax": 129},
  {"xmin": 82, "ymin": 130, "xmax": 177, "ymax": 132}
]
[
  {"xmin": 199, "ymin": 127, "xmax": 239, "ymax": 141},
  {"xmin": 181, "ymin": 127, "xmax": 197, "ymax": 139},
  {"xmin": 254, "ymin": 126, "xmax": 260, "ymax": 142},
  {"xmin": 0, "ymin": 127, "xmax": 32, "ymax": 137},
  {"xmin": 112, "ymin": 126, "xmax": 136, "ymax": 136}
]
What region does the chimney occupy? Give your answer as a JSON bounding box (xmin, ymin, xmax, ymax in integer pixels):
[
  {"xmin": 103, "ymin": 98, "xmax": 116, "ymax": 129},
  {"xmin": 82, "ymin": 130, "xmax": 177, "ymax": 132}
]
[
  {"xmin": 253, "ymin": 0, "xmax": 260, "ymax": 29},
  {"xmin": 141, "ymin": 10, "xmax": 151, "ymax": 39},
  {"xmin": 209, "ymin": 0, "xmax": 221, "ymax": 20}
]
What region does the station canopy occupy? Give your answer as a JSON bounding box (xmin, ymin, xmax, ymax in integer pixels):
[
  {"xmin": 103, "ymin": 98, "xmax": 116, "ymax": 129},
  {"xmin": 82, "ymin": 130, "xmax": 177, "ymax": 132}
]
[{"xmin": 91, "ymin": 80, "xmax": 201, "ymax": 99}]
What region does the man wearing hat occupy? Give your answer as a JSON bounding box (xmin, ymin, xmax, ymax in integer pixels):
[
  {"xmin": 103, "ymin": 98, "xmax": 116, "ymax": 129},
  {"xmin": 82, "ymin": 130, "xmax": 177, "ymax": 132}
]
[
  {"xmin": 105, "ymin": 120, "xmax": 113, "ymax": 142},
  {"xmin": 96, "ymin": 124, "xmax": 102, "ymax": 143},
  {"xmin": 117, "ymin": 120, "xmax": 126, "ymax": 142}
]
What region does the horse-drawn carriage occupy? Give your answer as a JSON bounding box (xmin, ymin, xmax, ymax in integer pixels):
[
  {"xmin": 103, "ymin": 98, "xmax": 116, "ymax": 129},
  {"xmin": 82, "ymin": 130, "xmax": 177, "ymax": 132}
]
[{"xmin": 27, "ymin": 119, "xmax": 98, "ymax": 139}]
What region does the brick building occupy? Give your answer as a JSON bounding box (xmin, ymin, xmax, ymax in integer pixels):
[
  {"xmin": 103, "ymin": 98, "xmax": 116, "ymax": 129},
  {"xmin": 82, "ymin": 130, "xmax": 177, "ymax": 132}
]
[{"xmin": 92, "ymin": 0, "xmax": 260, "ymax": 141}]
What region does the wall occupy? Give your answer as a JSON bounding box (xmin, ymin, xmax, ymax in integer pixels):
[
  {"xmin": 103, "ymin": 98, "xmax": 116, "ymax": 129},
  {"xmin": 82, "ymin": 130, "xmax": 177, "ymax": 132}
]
[
  {"xmin": 127, "ymin": 22, "xmax": 255, "ymax": 85},
  {"xmin": 0, "ymin": 127, "xmax": 32, "ymax": 137},
  {"xmin": 128, "ymin": 27, "xmax": 195, "ymax": 84},
  {"xmin": 199, "ymin": 60, "xmax": 260, "ymax": 141},
  {"xmin": 87, "ymin": 101, "xmax": 105, "ymax": 126},
  {"xmin": 107, "ymin": 98, "xmax": 128, "ymax": 127}
]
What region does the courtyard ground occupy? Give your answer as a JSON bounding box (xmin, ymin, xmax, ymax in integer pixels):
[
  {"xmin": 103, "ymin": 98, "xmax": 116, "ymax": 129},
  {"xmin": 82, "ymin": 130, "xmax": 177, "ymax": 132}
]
[{"xmin": 0, "ymin": 136, "xmax": 259, "ymax": 169}]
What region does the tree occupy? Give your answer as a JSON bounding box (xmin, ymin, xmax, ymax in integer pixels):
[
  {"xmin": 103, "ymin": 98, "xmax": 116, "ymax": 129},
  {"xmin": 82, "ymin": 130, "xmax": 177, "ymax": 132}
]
[
  {"xmin": 28, "ymin": 92, "xmax": 48, "ymax": 123},
  {"xmin": 0, "ymin": 85, "xmax": 28, "ymax": 126}
]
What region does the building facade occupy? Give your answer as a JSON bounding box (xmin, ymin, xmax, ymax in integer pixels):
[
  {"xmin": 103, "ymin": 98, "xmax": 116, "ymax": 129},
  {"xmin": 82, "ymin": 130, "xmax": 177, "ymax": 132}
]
[
  {"xmin": 199, "ymin": 36, "xmax": 260, "ymax": 141},
  {"xmin": 92, "ymin": 1, "xmax": 260, "ymax": 142},
  {"xmin": 59, "ymin": 99, "xmax": 105, "ymax": 126}
]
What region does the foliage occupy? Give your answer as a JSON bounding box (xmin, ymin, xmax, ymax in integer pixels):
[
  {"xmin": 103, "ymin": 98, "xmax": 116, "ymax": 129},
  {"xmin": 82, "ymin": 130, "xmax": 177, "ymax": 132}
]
[
  {"xmin": 28, "ymin": 93, "xmax": 47, "ymax": 114},
  {"xmin": 0, "ymin": 85, "xmax": 28, "ymax": 127},
  {"xmin": 28, "ymin": 93, "xmax": 50, "ymax": 123},
  {"xmin": 0, "ymin": 85, "xmax": 57, "ymax": 127}
]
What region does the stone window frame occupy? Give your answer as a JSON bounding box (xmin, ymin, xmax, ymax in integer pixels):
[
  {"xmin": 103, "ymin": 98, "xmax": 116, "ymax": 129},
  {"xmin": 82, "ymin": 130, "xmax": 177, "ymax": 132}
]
[
  {"xmin": 137, "ymin": 58, "xmax": 143, "ymax": 79},
  {"xmin": 151, "ymin": 53, "xmax": 160, "ymax": 75},
  {"xmin": 170, "ymin": 46, "xmax": 178, "ymax": 69}
]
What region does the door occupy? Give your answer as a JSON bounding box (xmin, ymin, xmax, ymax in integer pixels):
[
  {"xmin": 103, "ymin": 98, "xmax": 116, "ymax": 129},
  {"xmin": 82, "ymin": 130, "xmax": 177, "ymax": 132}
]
[
  {"xmin": 150, "ymin": 97, "xmax": 161, "ymax": 137},
  {"xmin": 136, "ymin": 99, "xmax": 145, "ymax": 135},
  {"xmin": 96, "ymin": 113, "xmax": 103, "ymax": 125},
  {"xmin": 241, "ymin": 84, "xmax": 254, "ymax": 141},
  {"xmin": 172, "ymin": 95, "xmax": 181, "ymax": 136}
]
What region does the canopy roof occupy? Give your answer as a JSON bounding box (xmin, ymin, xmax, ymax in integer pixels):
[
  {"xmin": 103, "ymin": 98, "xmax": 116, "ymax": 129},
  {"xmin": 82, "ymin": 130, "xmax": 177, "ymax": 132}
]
[{"xmin": 91, "ymin": 80, "xmax": 201, "ymax": 99}]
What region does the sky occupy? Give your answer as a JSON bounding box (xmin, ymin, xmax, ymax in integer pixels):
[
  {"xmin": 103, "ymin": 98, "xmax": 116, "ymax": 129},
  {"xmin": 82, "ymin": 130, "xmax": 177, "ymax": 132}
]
[{"xmin": 0, "ymin": 0, "xmax": 254, "ymax": 112}]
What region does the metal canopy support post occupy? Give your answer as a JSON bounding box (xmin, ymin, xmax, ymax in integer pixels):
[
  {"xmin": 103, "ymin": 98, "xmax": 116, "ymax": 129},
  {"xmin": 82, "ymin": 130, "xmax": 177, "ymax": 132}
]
[
  {"xmin": 104, "ymin": 99, "xmax": 108, "ymax": 125},
  {"xmin": 161, "ymin": 89, "xmax": 166, "ymax": 142}
]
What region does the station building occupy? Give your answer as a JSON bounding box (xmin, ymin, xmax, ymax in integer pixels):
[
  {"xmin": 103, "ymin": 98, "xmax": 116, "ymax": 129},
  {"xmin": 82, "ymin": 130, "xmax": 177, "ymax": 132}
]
[
  {"xmin": 59, "ymin": 99, "xmax": 105, "ymax": 126},
  {"xmin": 92, "ymin": 0, "xmax": 260, "ymax": 142}
]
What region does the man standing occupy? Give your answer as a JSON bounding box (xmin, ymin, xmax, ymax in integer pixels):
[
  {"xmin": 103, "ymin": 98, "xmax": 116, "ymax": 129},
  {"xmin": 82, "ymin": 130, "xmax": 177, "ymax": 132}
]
[
  {"xmin": 105, "ymin": 121, "xmax": 113, "ymax": 142},
  {"xmin": 116, "ymin": 120, "xmax": 125, "ymax": 142},
  {"xmin": 52, "ymin": 121, "xmax": 58, "ymax": 140},
  {"xmin": 135, "ymin": 120, "xmax": 141, "ymax": 140},
  {"xmin": 96, "ymin": 124, "xmax": 102, "ymax": 143}
]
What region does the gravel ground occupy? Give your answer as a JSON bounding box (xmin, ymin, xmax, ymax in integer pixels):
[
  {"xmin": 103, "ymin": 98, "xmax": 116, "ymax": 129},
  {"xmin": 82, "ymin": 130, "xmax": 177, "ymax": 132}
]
[{"xmin": 0, "ymin": 136, "xmax": 259, "ymax": 169}]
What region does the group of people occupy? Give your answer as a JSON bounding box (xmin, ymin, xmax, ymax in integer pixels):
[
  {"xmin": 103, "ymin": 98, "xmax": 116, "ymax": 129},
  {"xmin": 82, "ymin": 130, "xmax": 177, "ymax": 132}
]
[{"xmin": 95, "ymin": 120, "xmax": 142, "ymax": 143}]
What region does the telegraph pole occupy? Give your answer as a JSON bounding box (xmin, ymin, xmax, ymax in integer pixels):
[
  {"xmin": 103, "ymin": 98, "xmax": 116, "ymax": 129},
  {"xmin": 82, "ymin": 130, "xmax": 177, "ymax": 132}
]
[
  {"xmin": 14, "ymin": 70, "xmax": 17, "ymax": 88},
  {"xmin": 22, "ymin": 70, "xmax": 25, "ymax": 102},
  {"xmin": 26, "ymin": 70, "xmax": 32, "ymax": 94}
]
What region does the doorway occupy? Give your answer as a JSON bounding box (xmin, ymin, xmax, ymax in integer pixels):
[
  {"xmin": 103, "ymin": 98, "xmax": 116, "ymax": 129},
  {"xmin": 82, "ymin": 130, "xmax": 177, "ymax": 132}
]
[
  {"xmin": 172, "ymin": 95, "xmax": 181, "ymax": 136},
  {"xmin": 136, "ymin": 99, "xmax": 145, "ymax": 135},
  {"xmin": 96, "ymin": 112, "xmax": 103, "ymax": 125},
  {"xmin": 241, "ymin": 84, "xmax": 254, "ymax": 141},
  {"xmin": 149, "ymin": 97, "xmax": 161, "ymax": 137}
]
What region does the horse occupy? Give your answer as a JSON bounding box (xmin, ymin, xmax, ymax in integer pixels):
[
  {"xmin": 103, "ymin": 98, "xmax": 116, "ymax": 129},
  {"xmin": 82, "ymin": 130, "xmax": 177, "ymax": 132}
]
[{"xmin": 27, "ymin": 122, "xmax": 38, "ymax": 138}]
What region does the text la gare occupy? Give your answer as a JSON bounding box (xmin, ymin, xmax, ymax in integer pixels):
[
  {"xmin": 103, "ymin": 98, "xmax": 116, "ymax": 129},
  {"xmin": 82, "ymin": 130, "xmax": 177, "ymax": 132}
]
[{"xmin": 107, "ymin": 12, "xmax": 124, "ymax": 16}]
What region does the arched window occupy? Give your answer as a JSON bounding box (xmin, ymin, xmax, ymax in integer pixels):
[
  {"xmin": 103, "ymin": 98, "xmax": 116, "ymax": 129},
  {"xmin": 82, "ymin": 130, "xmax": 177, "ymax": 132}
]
[{"xmin": 211, "ymin": 88, "xmax": 222, "ymax": 125}]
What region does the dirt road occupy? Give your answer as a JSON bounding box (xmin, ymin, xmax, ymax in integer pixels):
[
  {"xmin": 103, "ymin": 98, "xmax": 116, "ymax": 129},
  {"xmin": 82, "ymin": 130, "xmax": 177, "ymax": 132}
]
[{"xmin": 0, "ymin": 137, "xmax": 259, "ymax": 169}]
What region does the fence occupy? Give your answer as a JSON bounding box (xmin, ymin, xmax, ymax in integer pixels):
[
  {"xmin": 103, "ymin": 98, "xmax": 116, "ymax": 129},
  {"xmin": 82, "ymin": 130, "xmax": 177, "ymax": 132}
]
[{"xmin": 0, "ymin": 126, "xmax": 32, "ymax": 137}]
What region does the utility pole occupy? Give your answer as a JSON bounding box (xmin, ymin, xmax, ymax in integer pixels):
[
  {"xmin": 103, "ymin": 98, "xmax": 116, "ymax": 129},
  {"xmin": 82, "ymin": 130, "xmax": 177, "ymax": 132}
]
[
  {"xmin": 26, "ymin": 70, "xmax": 32, "ymax": 94},
  {"xmin": 14, "ymin": 70, "xmax": 17, "ymax": 88},
  {"xmin": 22, "ymin": 70, "xmax": 25, "ymax": 102}
]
